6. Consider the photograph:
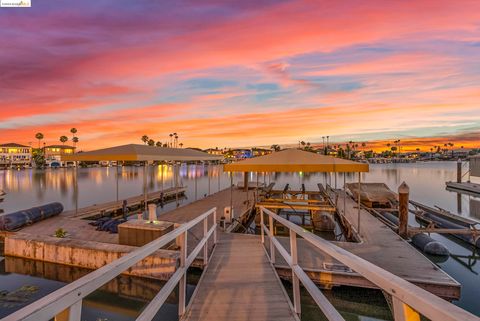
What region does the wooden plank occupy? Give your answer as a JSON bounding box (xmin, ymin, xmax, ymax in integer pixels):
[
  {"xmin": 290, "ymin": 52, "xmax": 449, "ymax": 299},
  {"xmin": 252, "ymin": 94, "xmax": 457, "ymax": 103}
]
[{"xmin": 183, "ymin": 233, "xmax": 297, "ymax": 321}]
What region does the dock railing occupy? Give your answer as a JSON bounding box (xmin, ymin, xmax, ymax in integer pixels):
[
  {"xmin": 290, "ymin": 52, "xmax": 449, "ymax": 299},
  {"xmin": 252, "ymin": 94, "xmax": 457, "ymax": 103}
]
[
  {"xmin": 259, "ymin": 206, "xmax": 479, "ymax": 321},
  {"xmin": 2, "ymin": 207, "xmax": 217, "ymax": 321}
]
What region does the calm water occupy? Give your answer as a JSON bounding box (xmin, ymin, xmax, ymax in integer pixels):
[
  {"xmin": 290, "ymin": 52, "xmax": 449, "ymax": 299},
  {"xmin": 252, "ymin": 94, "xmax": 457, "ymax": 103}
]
[{"xmin": 1, "ymin": 161, "xmax": 480, "ymax": 319}]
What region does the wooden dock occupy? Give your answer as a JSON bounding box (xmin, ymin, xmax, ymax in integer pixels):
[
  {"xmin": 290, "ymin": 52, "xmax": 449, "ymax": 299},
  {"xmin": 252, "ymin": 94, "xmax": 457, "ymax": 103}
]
[
  {"xmin": 183, "ymin": 233, "xmax": 298, "ymax": 321},
  {"xmin": 63, "ymin": 186, "xmax": 186, "ymax": 219},
  {"xmin": 446, "ymin": 181, "xmax": 480, "ymax": 195},
  {"xmin": 272, "ymin": 189, "xmax": 461, "ymax": 299}
]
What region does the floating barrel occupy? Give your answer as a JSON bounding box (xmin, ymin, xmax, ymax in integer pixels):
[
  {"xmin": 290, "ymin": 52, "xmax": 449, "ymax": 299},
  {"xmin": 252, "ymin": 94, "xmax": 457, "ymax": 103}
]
[
  {"xmin": 311, "ymin": 211, "xmax": 336, "ymax": 231},
  {"xmin": 381, "ymin": 212, "xmax": 399, "ymax": 225},
  {"xmin": 411, "ymin": 233, "xmax": 449, "ymax": 256},
  {"xmin": 0, "ymin": 203, "xmax": 63, "ymax": 231}
]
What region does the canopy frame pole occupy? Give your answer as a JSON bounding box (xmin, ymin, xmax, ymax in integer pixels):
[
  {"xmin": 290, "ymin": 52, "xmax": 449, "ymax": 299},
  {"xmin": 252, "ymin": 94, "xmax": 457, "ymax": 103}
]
[
  {"xmin": 335, "ymin": 172, "xmax": 337, "ymax": 189},
  {"xmin": 343, "ymin": 173, "xmax": 346, "ymax": 216},
  {"xmin": 230, "ymin": 173, "xmax": 233, "ymax": 221},
  {"xmin": 143, "ymin": 161, "xmax": 148, "ymax": 216},
  {"xmin": 75, "ymin": 161, "xmax": 78, "ymax": 216},
  {"xmin": 175, "ymin": 162, "xmax": 179, "ymax": 207},
  {"xmin": 357, "ymin": 172, "xmax": 361, "ymax": 235},
  {"xmin": 116, "ymin": 162, "xmax": 119, "ymax": 203},
  {"xmin": 195, "ymin": 163, "xmax": 198, "ymax": 201},
  {"xmin": 161, "ymin": 163, "xmax": 164, "ymax": 193},
  {"xmin": 217, "ymin": 163, "xmax": 221, "ymax": 192},
  {"xmin": 208, "ymin": 162, "xmax": 211, "ymax": 196},
  {"xmin": 256, "ymin": 172, "xmax": 259, "ymax": 203}
]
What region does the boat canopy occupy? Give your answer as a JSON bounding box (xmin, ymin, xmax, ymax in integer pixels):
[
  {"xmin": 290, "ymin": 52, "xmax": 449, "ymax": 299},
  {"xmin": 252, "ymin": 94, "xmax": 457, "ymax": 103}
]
[
  {"xmin": 223, "ymin": 149, "xmax": 369, "ymax": 173},
  {"xmin": 62, "ymin": 144, "xmax": 222, "ymax": 162}
]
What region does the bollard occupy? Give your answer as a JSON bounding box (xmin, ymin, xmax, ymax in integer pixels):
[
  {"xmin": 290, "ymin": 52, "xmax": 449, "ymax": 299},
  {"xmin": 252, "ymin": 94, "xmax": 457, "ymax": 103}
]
[
  {"xmin": 148, "ymin": 203, "xmax": 157, "ymax": 222},
  {"xmin": 398, "ymin": 182, "xmax": 409, "ymax": 239}
]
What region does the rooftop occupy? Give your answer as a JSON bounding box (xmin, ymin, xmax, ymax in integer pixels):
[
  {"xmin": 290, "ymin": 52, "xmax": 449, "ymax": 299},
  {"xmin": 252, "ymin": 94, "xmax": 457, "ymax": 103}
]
[
  {"xmin": 61, "ymin": 144, "xmax": 222, "ymax": 162},
  {"xmin": 0, "ymin": 143, "xmax": 30, "ymax": 148}
]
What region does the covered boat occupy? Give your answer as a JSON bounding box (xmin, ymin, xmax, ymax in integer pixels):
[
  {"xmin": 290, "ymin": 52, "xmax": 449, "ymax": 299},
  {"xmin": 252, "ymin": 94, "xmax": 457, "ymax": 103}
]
[{"xmin": 0, "ymin": 203, "xmax": 64, "ymax": 231}]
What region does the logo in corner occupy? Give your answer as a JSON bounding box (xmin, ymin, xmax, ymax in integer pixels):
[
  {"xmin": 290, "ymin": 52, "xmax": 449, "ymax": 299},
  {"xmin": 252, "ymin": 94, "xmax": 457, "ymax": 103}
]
[{"xmin": 1, "ymin": 0, "xmax": 31, "ymax": 7}]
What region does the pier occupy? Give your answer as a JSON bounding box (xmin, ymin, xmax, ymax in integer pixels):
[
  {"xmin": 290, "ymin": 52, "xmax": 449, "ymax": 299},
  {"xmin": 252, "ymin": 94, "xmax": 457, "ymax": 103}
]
[{"xmin": 183, "ymin": 233, "xmax": 297, "ymax": 321}]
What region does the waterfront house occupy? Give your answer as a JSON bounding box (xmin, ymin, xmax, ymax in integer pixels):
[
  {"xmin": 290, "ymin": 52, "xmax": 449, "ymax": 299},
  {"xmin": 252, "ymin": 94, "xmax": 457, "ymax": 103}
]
[
  {"xmin": 0, "ymin": 143, "xmax": 32, "ymax": 168},
  {"xmin": 204, "ymin": 147, "xmax": 223, "ymax": 156},
  {"xmin": 44, "ymin": 144, "xmax": 76, "ymax": 167},
  {"xmin": 251, "ymin": 148, "xmax": 272, "ymax": 157}
]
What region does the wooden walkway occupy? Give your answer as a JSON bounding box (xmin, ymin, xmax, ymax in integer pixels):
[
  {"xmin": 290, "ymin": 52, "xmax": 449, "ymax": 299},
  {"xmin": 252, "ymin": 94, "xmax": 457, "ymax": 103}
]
[{"xmin": 183, "ymin": 233, "xmax": 298, "ymax": 321}]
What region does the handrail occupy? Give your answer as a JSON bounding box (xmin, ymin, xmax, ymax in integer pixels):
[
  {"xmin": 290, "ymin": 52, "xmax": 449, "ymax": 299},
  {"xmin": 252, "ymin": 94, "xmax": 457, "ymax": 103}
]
[
  {"xmin": 2, "ymin": 207, "xmax": 217, "ymax": 321},
  {"xmin": 260, "ymin": 206, "xmax": 479, "ymax": 321}
]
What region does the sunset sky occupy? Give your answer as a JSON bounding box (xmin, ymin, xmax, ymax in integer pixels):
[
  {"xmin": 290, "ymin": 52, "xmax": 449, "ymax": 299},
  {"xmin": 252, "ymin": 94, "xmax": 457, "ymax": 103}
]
[{"xmin": 1, "ymin": 0, "xmax": 479, "ymax": 151}]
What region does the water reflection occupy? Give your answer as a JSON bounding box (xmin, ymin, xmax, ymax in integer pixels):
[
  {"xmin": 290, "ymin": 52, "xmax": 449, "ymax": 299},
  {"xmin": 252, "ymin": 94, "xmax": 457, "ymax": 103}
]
[
  {"xmin": 1, "ymin": 161, "xmax": 480, "ymax": 317},
  {"xmin": 0, "ymin": 256, "xmax": 199, "ymax": 320}
]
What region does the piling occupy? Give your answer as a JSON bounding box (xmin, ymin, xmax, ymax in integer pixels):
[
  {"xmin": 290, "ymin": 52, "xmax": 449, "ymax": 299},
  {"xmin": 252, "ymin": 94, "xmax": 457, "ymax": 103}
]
[{"xmin": 398, "ymin": 182, "xmax": 409, "ymax": 239}]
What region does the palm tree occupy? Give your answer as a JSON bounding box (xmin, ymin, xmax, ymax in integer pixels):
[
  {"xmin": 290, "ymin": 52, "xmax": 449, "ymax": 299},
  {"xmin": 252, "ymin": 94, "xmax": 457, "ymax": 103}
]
[
  {"xmin": 35, "ymin": 132, "xmax": 44, "ymax": 149},
  {"xmin": 72, "ymin": 137, "xmax": 79, "ymax": 149},
  {"xmin": 169, "ymin": 133, "xmax": 173, "ymax": 147},
  {"xmin": 141, "ymin": 135, "xmax": 149, "ymax": 145},
  {"xmin": 179, "ymin": 143, "xmax": 183, "ymax": 148},
  {"xmin": 70, "ymin": 128, "xmax": 77, "ymax": 141},
  {"xmin": 60, "ymin": 136, "xmax": 68, "ymax": 145},
  {"xmin": 155, "ymin": 141, "xmax": 162, "ymax": 147},
  {"xmin": 174, "ymin": 133, "xmax": 178, "ymax": 148},
  {"xmin": 147, "ymin": 139, "xmax": 155, "ymax": 146}
]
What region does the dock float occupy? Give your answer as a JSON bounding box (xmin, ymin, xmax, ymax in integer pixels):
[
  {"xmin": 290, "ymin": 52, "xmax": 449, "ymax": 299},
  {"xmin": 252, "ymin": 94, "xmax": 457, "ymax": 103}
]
[
  {"xmin": 183, "ymin": 233, "xmax": 298, "ymax": 321},
  {"xmin": 446, "ymin": 181, "xmax": 480, "ymax": 195}
]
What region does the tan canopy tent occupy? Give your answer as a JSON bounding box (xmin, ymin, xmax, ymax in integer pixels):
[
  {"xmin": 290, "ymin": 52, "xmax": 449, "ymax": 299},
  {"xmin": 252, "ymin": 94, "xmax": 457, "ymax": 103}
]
[
  {"xmin": 62, "ymin": 144, "xmax": 222, "ymax": 162},
  {"xmin": 61, "ymin": 144, "xmax": 222, "ymax": 216},
  {"xmin": 223, "ymin": 149, "xmax": 368, "ymax": 173},
  {"xmin": 223, "ymin": 148, "xmax": 368, "ymax": 234}
]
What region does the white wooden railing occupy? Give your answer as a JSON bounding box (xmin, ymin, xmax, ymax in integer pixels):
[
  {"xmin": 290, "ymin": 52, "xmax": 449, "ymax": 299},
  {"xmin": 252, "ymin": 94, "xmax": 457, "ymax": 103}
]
[
  {"xmin": 259, "ymin": 206, "xmax": 479, "ymax": 321},
  {"xmin": 2, "ymin": 208, "xmax": 217, "ymax": 321}
]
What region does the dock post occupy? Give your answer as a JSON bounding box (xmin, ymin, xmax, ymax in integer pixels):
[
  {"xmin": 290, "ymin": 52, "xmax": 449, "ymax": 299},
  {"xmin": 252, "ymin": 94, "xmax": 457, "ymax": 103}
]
[
  {"xmin": 269, "ymin": 215, "xmax": 276, "ymax": 264},
  {"xmin": 457, "ymin": 159, "xmax": 462, "ymax": 183},
  {"xmin": 398, "ymin": 182, "xmax": 409, "ymax": 239},
  {"xmin": 178, "ymin": 230, "xmax": 187, "ymax": 316},
  {"xmin": 203, "ymin": 215, "xmax": 208, "ymax": 266},
  {"xmin": 260, "ymin": 208, "xmax": 265, "ymax": 244},
  {"xmin": 290, "ymin": 230, "xmax": 301, "ymax": 315},
  {"xmin": 213, "ymin": 209, "xmax": 217, "ymax": 244}
]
